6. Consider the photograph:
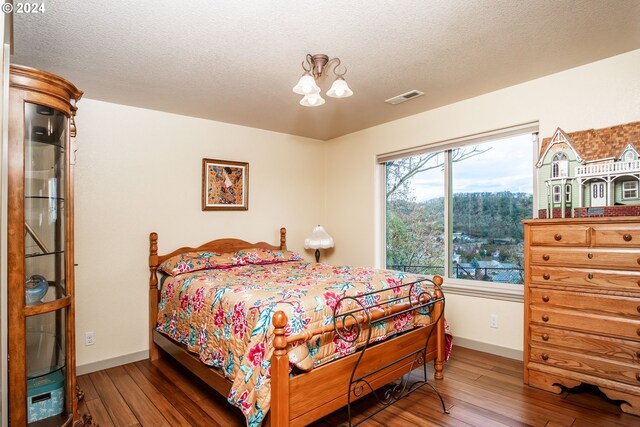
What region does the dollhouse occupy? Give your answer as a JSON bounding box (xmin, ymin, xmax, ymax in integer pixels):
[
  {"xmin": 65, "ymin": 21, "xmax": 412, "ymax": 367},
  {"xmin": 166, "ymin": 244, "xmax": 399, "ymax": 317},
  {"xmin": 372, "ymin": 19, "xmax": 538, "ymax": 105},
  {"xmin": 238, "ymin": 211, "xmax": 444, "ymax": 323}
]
[{"xmin": 537, "ymin": 121, "xmax": 640, "ymax": 218}]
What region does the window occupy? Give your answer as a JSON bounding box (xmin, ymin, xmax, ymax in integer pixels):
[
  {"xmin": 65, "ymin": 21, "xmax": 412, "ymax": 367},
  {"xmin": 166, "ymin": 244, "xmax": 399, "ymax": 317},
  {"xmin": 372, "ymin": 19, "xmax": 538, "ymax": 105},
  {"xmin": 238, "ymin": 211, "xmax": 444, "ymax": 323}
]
[
  {"xmin": 565, "ymin": 184, "xmax": 572, "ymax": 203},
  {"xmin": 552, "ymin": 152, "xmax": 568, "ymax": 178},
  {"xmin": 623, "ymin": 181, "xmax": 638, "ymax": 199},
  {"xmin": 623, "ymin": 150, "xmax": 635, "ymax": 161},
  {"xmin": 553, "ymin": 185, "xmax": 561, "ymax": 203},
  {"xmin": 384, "ymin": 131, "xmax": 534, "ymax": 287},
  {"xmin": 385, "ymin": 153, "xmax": 445, "ymax": 276}
]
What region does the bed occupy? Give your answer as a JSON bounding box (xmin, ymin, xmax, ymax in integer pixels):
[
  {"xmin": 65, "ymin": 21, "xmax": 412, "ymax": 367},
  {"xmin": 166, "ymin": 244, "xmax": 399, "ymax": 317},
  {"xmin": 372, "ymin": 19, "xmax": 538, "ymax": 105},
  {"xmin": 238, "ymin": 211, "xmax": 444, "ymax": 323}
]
[{"xmin": 148, "ymin": 227, "xmax": 448, "ymax": 426}]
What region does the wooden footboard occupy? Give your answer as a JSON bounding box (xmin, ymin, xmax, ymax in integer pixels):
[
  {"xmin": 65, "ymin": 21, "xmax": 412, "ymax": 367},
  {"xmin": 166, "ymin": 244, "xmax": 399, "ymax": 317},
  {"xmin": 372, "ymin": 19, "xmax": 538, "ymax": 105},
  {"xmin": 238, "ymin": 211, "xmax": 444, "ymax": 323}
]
[
  {"xmin": 269, "ymin": 277, "xmax": 445, "ymax": 427},
  {"xmin": 149, "ymin": 230, "xmax": 446, "ymax": 427}
]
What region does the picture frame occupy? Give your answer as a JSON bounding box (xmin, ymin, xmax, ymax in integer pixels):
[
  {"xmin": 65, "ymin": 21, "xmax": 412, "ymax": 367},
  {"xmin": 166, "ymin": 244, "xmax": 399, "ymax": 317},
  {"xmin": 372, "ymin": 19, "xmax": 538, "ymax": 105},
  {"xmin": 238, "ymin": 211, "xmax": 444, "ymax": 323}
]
[{"xmin": 201, "ymin": 158, "xmax": 249, "ymax": 211}]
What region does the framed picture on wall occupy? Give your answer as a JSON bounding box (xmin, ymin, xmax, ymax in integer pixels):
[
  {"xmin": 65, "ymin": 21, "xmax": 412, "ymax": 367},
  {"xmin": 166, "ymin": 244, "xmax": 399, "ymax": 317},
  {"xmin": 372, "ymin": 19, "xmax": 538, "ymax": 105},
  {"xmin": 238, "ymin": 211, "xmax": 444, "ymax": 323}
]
[{"xmin": 202, "ymin": 158, "xmax": 249, "ymax": 211}]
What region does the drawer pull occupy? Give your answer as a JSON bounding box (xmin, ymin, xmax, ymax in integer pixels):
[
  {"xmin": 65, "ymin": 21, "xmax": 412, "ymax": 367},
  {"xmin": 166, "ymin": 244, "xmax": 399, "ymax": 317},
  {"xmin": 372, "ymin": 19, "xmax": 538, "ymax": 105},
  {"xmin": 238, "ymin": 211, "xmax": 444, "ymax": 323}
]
[
  {"xmin": 637, "ymin": 258, "xmax": 640, "ymax": 265},
  {"xmin": 542, "ymin": 295, "xmax": 550, "ymax": 302},
  {"xmin": 542, "ymin": 315, "xmax": 549, "ymax": 322},
  {"xmin": 637, "ymin": 328, "xmax": 640, "ymax": 337},
  {"xmin": 587, "ymin": 273, "xmax": 594, "ymax": 280},
  {"xmin": 637, "ymin": 305, "xmax": 640, "ymax": 314},
  {"xmin": 543, "ymin": 273, "xmax": 550, "ymax": 280},
  {"xmin": 542, "ymin": 353, "xmax": 549, "ymax": 361},
  {"xmin": 554, "ymin": 234, "xmax": 562, "ymax": 241},
  {"xmin": 637, "ymin": 373, "xmax": 640, "ymax": 382},
  {"xmin": 636, "ymin": 351, "xmax": 640, "ymax": 359},
  {"xmin": 624, "ymin": 233, "xmax": 632, "ymax": 242},
  {"xmin": 542, "ymin": 334, "xmax": 549, "ymax": 341},
  {"xmin": 587, "ymin": 253, "xmax": 593, "ymax": 259},
  {"xmin": 542, "ymin": 254, "xmax": 550, "ymax": 261}
]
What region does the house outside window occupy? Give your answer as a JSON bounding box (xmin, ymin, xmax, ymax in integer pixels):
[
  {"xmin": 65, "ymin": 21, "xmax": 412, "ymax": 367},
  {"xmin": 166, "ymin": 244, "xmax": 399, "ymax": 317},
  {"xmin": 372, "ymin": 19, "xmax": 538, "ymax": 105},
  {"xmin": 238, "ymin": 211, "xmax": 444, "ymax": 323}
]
[
  {"xmin": 383, "ymin": 130, "xmax": 534, "ymax": 290},
  {"xmin": 623, "ymin": 150, "xmax": 635, "ymax": 161},
  {"xmin": 553, "ymin": 185, "xmax": 561, "ymax": 203},
  {"xmin": 552, "ymin": 152, "xmax": 568, "ymax": 178},
  {"xmin": 623, "ymin": 181, "xmax": 638, "ymax": 199},
  {"xmin": 565, "ymin": 184, "xmax": 571, "ymax": 203}
]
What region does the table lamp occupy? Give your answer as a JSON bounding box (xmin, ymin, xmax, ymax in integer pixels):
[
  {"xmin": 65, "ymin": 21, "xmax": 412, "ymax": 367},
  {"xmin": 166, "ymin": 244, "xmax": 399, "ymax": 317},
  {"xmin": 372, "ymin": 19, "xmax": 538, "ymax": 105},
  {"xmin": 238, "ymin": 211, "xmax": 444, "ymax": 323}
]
[{"xmin": 304, "ymin": 225, "xmax": 334, "ymax": 262}]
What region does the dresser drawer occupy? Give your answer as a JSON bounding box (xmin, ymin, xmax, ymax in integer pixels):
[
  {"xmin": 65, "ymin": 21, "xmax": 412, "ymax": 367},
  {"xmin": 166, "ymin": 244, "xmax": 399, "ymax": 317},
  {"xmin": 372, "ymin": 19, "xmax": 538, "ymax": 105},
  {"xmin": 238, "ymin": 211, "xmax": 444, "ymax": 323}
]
[
  {"xmin": 530, "ymin": 246, "xmax": 640, "ymax": 270},
  {"xmin": 530, "ymin": 266, "xmax": 640, "ymax": 293},
  {"xmin": 593, "ymin": 225, "xmax": 640, "ymax": 248},
  {"xmin": 530, "ymin": 288, "xmax": 640, "ymax": 318},
  {"xmin": 530, "ymin": 226, "xmax": 591, "ymax": 246},
  {"xmin": 530, "ymin": 325, "xmax": 640, "ymax": 363},
  {"xmin": 530, "ymin": 306, "xmax": 640, "ymax": 341},
  {"xmin": 529, "ymin": 344, "xmax": 640, "ymax": 386}
]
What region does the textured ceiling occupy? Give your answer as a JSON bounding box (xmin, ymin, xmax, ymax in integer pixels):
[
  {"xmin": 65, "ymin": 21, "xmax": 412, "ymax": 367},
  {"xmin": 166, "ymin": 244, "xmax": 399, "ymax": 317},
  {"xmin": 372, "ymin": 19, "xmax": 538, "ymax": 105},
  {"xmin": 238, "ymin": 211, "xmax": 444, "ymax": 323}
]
[{"xmin": 11, "ymin": 1, "xmax": 640, "ymax": 140}]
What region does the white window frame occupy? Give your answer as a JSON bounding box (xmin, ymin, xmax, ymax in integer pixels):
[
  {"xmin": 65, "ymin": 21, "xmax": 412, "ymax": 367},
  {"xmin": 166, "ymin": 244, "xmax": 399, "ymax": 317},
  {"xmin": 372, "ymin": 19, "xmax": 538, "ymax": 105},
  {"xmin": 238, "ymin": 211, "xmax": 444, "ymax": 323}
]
[
  {"xmin": 565, "ymin": 184, "xmax": 572, "ymax": 203},
  {"xmin": 377, "ymin": 122, "xmax": 539, "ymax": 302},
  {"xmin": 623, "ymin": 150, "xmax": 635, "ymax": 161},
  {"xmin": 552, "ymin": 152, "xmax": 568, "ymax": 178},
  {"xmin": 623, "ymin": 181, "xmax": 638, "ymax": 200},
  {"xmin": 552, "ymin": 185, "xmax": 561, "ymax": 203}
]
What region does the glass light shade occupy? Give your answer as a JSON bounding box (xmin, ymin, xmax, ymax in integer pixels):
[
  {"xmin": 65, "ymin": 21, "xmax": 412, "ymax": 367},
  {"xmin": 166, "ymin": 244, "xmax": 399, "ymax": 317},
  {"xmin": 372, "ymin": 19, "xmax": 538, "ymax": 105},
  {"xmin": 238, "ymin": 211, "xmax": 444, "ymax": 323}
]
[
  {"xmin": 304, "ymin": 225, "xmax": 334, "ymax": 249},
  {"xmin": 326, "ymin": 77, "xmax": 353, "ymax": 98},
  {"xmin": 300, "ymin": 93, "xmax": 325, "ymax": 107},
  {"xmin": 293, "ymin": 73, "xmax": 320, "ymax": 95}
]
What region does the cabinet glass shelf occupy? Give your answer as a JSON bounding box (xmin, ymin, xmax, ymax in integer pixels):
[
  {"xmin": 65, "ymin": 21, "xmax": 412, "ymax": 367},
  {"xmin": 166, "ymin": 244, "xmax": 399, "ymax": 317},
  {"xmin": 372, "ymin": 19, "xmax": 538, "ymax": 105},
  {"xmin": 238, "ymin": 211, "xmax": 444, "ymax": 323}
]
[{"xmin": 26, "ymin": 250, "xmax": 65, "ymax": 259}]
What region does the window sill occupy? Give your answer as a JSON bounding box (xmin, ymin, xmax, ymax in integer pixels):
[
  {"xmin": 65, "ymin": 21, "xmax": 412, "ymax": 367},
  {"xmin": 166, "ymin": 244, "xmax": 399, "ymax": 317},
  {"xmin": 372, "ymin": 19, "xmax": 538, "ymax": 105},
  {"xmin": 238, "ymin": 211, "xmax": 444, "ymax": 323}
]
[{"xmin": 436, "ymin": 278, "xmax": 524, "ymax": 303}]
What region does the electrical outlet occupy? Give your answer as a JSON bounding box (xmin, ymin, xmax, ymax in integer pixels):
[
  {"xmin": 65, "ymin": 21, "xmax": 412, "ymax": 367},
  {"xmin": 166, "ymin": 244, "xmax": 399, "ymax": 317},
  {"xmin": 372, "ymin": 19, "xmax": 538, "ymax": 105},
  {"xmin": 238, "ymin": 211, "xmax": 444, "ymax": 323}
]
[
  {"xmin": 84, "ymin": 331, "xmax": 95, "ymax": 346},
  {"xmin": 490, "ymin": 314, "xmax": 498, "ymax": 329}
]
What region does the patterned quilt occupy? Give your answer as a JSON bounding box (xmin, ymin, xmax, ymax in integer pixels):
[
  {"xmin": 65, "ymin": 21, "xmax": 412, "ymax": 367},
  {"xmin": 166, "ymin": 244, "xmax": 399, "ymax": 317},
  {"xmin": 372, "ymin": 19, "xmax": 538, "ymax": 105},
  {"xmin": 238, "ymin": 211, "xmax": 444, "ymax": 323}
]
[{"xmin": 156, "ymin": 260, "xmax": 444, "ymax": 426}]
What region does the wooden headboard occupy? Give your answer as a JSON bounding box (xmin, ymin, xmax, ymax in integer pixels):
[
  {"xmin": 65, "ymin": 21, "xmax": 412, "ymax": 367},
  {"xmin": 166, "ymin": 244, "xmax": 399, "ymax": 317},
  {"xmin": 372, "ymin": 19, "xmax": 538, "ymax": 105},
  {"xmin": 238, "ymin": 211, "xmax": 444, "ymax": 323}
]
[{"xmin": 149, "ymin": 227, "xmax": 287, "ymax": 269}]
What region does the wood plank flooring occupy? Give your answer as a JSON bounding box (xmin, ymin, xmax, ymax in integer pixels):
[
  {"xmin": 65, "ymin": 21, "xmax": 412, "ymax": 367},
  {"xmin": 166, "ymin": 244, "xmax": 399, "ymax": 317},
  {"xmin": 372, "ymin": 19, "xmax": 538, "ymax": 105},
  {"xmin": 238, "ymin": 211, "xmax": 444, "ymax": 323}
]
[{"xmin": 78, "ymin": 346, "xmax": 638, "ymax": 426}]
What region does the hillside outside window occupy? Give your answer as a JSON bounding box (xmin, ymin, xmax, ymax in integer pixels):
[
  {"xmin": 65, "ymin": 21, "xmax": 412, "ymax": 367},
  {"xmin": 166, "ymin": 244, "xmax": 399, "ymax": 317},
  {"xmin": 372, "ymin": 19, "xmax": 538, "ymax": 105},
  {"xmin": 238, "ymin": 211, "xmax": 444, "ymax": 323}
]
[{"xmin": 383, "ymin": 130, "xmax": 534, "ymax": 287}]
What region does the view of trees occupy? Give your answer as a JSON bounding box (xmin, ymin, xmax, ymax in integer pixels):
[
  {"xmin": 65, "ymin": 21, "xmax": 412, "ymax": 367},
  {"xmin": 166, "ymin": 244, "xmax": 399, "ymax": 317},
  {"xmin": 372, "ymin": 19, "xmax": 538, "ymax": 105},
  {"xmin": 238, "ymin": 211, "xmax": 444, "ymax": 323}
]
[{"xmin": 385, "ymin": 147, "xmax": 533, "ymax": 283}]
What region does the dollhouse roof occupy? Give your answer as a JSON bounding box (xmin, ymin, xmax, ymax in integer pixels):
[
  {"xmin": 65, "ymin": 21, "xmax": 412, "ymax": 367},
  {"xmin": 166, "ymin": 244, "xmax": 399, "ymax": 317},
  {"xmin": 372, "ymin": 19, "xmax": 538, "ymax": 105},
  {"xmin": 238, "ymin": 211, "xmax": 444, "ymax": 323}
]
[{"xmin": 538, "ymin": 121, "xmax": 640, "ymax": 164}]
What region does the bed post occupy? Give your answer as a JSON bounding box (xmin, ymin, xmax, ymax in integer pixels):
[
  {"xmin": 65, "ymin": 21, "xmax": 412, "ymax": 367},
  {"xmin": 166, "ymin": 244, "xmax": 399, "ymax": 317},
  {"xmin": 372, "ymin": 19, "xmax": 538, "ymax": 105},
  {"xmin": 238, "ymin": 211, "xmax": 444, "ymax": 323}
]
[
  {"xmin": 432, "ymin": 275, "xmax": 445, "ymax": 380},
  {"xmin": 279, "ymin": 227, "xmax": 287, "ymax": 250},
  {"xmin": 270, "ymin": 311, "xmax": 289, "ymax": 427},
  {"xmin": 149, "ymin": 232, "xmax": 161, "ymax": 361}
]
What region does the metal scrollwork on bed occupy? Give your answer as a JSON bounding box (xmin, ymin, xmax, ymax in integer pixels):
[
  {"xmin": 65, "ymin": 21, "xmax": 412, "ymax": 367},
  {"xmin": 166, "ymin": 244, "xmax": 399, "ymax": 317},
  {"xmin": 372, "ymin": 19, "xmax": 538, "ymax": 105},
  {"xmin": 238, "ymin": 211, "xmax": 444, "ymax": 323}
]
[{"xmin": 332, "ymin": 277, "xmax": 449, "ymax": 426}]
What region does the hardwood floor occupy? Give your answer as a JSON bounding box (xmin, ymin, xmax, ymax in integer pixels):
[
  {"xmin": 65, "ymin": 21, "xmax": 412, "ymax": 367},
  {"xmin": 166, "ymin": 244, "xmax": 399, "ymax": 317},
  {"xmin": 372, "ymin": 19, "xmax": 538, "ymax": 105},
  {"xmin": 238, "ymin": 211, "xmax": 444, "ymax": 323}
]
[{"xmin": 77, "ymin": 346, "xmax": 638, "ymax": 426}]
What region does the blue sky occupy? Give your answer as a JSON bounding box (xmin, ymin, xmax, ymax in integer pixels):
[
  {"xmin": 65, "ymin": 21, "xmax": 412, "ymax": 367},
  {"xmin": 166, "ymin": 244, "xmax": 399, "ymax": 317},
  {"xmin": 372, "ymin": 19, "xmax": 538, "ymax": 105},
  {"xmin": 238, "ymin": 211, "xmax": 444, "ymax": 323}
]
[{"xmin": 410, "ymin": 133, "xmax": 535, "ymax": 202}]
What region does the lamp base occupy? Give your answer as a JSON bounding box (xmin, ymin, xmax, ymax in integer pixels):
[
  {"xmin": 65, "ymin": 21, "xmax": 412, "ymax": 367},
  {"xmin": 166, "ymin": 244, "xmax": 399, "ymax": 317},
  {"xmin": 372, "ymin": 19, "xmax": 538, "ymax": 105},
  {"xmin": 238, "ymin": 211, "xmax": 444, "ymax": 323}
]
[{"xmin": 315, "ymin": 249, "xmax": 320, "ymax": 263}]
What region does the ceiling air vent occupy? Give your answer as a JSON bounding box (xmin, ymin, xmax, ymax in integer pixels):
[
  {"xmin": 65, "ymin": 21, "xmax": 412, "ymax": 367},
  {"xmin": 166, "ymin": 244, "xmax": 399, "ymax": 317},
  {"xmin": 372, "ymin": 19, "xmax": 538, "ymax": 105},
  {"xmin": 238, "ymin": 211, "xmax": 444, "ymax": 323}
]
[{"xmin": 385, "ymin": 90, "xmax": 424, "ymax": 105}]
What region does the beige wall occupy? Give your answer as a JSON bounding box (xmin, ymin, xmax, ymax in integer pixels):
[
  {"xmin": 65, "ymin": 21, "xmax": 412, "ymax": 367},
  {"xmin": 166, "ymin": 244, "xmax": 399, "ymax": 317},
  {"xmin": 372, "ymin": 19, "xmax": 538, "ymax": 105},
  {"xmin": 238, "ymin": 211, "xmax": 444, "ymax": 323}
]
[
  {"xmin": 323, "ymin": 49, "xmax": 640, "ymax": 354},
  {"xmin": 74, "ymin": 99, "xmax": 324, "ymax": 367}
]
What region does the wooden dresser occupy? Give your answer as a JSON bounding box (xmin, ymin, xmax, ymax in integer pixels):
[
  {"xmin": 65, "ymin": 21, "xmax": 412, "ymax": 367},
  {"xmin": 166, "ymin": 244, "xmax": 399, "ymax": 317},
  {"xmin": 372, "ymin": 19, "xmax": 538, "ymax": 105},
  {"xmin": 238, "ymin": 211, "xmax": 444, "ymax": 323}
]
[{"xmin": 523, "ymin": 217, "xmax": 640, "ymax": 416}]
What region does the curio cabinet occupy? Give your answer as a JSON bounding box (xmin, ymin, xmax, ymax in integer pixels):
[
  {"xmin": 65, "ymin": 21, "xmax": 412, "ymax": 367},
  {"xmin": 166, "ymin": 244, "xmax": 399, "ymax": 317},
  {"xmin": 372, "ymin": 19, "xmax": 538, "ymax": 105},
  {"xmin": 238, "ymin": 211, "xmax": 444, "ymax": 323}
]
[{"xmin": 7, "ymin": 65, "xmax": 84, "ymax": 426}]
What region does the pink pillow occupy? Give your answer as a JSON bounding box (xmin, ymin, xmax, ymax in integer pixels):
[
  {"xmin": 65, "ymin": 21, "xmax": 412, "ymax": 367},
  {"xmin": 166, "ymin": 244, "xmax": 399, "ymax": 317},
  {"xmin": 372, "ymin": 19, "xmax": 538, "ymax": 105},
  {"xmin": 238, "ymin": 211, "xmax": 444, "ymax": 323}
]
[
  {"xmin": 158, "ymin": 251, "xmax": 245, "ymax": 276},
  {"xmin": 234, "ymin": 248, "xmax": 302, "ymax": 265}
]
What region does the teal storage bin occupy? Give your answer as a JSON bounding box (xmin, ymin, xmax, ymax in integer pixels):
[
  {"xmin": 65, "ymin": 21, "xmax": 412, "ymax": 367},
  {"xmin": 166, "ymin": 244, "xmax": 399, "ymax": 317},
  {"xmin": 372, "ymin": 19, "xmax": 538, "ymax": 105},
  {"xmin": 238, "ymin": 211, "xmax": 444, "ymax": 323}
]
[{"xmin": 26, "ymin": 369, "xmax": 64, "ymax": 422}]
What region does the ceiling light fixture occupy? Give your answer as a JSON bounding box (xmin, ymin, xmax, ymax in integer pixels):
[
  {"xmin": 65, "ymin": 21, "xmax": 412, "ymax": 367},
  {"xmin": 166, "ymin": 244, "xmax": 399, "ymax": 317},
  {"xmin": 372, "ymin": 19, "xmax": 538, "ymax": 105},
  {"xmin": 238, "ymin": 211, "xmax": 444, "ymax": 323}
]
[{"xmin": 293, "ymin": 54, "xmax": 353, "ymax": 107}]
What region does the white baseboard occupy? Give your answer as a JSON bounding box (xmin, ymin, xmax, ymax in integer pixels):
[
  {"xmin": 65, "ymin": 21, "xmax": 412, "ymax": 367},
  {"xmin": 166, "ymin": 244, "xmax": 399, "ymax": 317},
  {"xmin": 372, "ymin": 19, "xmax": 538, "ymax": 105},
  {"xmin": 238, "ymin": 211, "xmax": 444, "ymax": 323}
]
[
  {"xmin": 75, "ymin": 338, "xmax": 520, "ymax": 376},
  {"xmin": 76, "ymin": 350, "xmax": 149, "ymax": 375},
  {"xmin": 453, "ymin": 337, "xmax": 523, "ymax": 361}
]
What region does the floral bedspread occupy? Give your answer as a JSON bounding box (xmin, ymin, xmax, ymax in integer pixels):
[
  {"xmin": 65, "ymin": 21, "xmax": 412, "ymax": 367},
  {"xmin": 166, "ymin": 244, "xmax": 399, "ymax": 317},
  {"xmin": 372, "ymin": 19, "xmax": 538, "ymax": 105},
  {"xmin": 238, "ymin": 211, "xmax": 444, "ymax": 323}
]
[{"xmin": 156, "ymin": 261, "xmax": 444, "ymax": 426}]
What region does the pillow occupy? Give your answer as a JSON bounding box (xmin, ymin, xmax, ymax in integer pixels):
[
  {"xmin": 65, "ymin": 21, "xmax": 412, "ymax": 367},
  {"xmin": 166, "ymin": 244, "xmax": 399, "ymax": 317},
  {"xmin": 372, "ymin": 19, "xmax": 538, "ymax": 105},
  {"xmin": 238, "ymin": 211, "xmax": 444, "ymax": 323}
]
[
  {"xmin": 234, "ymin": 248, "xmax": 302, "ymax": 265},
  {"xmin": 158, "ymin": 251, "xmax": 245, "ymax": 276}
]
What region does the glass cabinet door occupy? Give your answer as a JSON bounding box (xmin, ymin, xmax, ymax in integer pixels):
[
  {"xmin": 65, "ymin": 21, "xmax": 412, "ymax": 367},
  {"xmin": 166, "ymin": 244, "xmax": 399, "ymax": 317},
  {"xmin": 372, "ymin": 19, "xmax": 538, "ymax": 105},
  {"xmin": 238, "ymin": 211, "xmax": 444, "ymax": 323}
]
[
  {"xmin": 24, "ymin": 103, "xmax": 67, "ymax": 302},
  {"xmin": 23, "ymin": 102, "xmax": 69, "ymax": 423}
]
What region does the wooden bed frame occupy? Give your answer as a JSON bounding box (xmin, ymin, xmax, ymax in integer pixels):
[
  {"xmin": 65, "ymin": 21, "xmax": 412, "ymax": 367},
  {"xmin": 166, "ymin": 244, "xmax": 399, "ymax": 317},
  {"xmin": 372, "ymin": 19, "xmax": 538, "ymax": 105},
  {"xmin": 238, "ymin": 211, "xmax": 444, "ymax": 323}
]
[{"xmin": 148, "ymin": 227, "xmax": 445, "ymax": 426}]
